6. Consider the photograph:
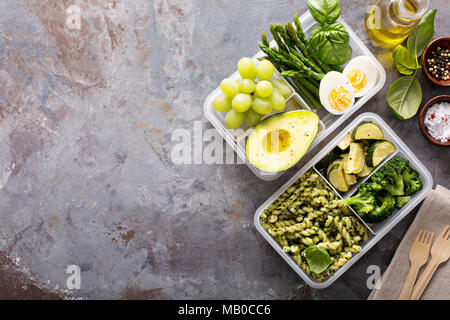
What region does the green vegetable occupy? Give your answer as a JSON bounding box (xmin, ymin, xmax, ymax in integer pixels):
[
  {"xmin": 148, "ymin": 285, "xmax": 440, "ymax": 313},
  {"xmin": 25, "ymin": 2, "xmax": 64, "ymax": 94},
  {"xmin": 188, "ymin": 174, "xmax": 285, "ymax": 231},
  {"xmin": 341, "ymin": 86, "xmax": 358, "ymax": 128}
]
[
  {"xmin": 366, "ymin": 140, "xmax": 395, "ymax": 167},
  {"xmin": 344, "ymin": 156, "xmax": 423, "ymax": 223},
  {"xmin": 392, "ymin": 45, "xmax": 419, "ymax": 75},
  {"xmin": 386, "ymin": 75, "xmax": 422, "ymax": 120},
  {"xmin": 370, "ymin": 157, "xmax": 409, "ymax": 196},
  {"xmin": 344, "ymin": 183, "xmax": 376, "ymax": 217},
  {"xmin": 403, "ymin": 167, "xmax": 423, "ymax": 196},
  {"xmin": 369, "ymin": 193, "xmax": 396, "ymax": 223},
  {"xmin": 304, "ymin": 245, "xmax": 332, "ymax": 274},
  {"xmin": 387, "ymin": 9, "xmax": 436, "ymax": 119},
  {"xmin": 275, "ymin": 24, "xmax": 323, "ymax": 73},
  {"xmin": 407, "ymin": 9, "xmax": 437, "ymax": 60},
  {"xmin": 395, "ymin": 196, "xmax": 412, "ymax": 209},
  {"xmin": 292, "ymin": 15, "xmax": 333, "ymax": 73},
  {"xmin": 317, "ymin": 39, "xmax": 352, "ymax": 66},
  {"xmin": 305, "ymin": 0, "xmax": 351, "ymax": 66},
  {"xmin": 307, "ymin": 0, "xmax": 341, "ymax": 25},
  {"xmin": 310, "ymin": 22, "xmax": 349, "ymax": 48},
  {"xmin": 258, "ymin": 43, "xmax": 325, "ymax": 82},
  {"xmin": 352, "ymin": 122, "xmax": 384, "ymax": 140}
]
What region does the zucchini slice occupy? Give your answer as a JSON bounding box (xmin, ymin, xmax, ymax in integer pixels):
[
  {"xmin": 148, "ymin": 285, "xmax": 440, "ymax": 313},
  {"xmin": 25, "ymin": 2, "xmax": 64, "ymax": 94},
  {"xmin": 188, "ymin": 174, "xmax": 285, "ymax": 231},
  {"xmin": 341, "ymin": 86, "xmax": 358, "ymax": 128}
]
[
  {"xmin": 341, "ymin": 154, "xmax": 352, "ymax": 175},
  {"xmin": 338, "ymin": 133, "xmax": 353, "ymax": 150},
  {"xmin": 366, "ymin": 141, "xmax": 396, "ymax": 167},
  {"xmin": 326, "ymin": 159, "xmax": 343, "ymax": 176},
  {"xmin": 328, "ymin": 164, "xmax": 349, "ymax": 193},
  {"xmin": 344, "ymin": 174, "xmax": 357, "ymax": 186},
  {"xmin": 357, "ymin": 162, "xmax": 374, "ymax": 177},
  {"xmin": 347, "ymin": 143, "xmax": 365, "ymax": 174},
  {"xmin": 352, "ymin": 123, "xmax": 384, "ymax": 140}
]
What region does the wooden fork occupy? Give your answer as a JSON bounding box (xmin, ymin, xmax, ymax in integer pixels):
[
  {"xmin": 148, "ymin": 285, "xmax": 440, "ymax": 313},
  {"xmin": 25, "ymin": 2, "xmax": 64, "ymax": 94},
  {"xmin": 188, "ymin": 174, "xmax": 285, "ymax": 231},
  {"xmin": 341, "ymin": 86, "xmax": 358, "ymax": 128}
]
[
  {"xmin": 410, "ymin": 225, "xmax": 450, "ymax": 300},
  {"xmin": 398, "ymin": 229, "xmax": 434, "ymax": 300}
]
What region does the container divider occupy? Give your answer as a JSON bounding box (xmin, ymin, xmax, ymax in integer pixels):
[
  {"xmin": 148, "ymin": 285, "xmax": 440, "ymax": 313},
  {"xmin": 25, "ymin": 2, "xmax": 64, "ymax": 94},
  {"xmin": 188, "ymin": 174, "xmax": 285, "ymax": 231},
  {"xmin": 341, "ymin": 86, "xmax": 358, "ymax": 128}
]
[{"xmin": 312, "ymin": 167, "xmax": 376, "ymax": 235}]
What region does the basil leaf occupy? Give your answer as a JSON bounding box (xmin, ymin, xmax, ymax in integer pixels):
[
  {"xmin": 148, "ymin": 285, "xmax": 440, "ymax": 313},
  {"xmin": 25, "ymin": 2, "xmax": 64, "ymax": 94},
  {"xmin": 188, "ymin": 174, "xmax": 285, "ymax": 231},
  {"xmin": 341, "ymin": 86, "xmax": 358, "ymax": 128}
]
[
  {"xmin": 386, "ymin": 75, "xmax": 422, "ymax": 120},
  {"xmin": 310, "ymin": 25, "xmax": 328, "ymax": 48},
  {"xmin": 307, "ymin": 0, "xmax": 341, "ymax": 24},
  {"xmin": 393, "ymin": 45, "xmax": 419, "ymax": 75},
  {"xmin": 327, "ymin": 22, "xmax": 349, "ymax": 43},
  {"xmin": 407, "ymin": 9, "xmax": 436, "ymax": 59},
  {"xmin": 304, "ymin": 245, "xmax": 331, "ymax": 274},
  {"xmin": 310, "ymin": 22, "xmax": 349, "ymax": 48},
  {"xmin": 318, "ymin": 41, "xmax": 352, "ymax": 65}
]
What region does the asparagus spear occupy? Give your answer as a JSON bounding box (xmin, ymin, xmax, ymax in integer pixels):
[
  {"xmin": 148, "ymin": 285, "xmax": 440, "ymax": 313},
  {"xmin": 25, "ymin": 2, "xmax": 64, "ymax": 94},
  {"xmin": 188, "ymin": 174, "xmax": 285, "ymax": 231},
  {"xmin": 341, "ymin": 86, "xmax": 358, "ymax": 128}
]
[
  {"xmin": 269, "ymin": 24, "xmax": 289, "ymax": 53},
  {"xmin": 259, "ymin": 36, "xmax": 322, "ymax": 109},
  {"xmin": 291, "ymin": 78, "xmax": 323, "ymax": 110},
  {"xmin": 258, "ymin": 43, "xmax": 325, "ymax": 82},
  {"xmin": 261, "ymin": 32, "xmax": 270, "ymax": 47},
  {"xmin": 280, "ymin": 71, "xmax": 320, "ymax": 97},
  {"xmin": 275, "ymin": 24, "xmax": 323, "ymax": 74},
  {"xmin": 289, "ymin": 18, "xmax": 332, "ymax": 73}
]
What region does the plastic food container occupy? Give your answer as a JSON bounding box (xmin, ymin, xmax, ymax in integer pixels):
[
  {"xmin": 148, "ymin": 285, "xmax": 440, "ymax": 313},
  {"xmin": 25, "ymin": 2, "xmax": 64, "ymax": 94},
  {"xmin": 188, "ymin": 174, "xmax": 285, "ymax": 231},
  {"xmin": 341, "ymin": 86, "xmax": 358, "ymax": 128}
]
[
  {"xmin": 203, "ymin": 12, "xmax": 386, "ymax": 181},
  {"xmin": 254, "ymin": 113, "xmax": 433, "ymax": 289}
]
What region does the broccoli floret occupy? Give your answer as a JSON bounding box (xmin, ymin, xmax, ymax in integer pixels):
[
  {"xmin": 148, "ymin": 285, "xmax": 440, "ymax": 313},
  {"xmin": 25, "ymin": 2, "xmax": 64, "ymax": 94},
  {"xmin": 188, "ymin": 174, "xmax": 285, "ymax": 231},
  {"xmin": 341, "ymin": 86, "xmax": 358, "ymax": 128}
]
[
  {"xmin": 396, "ymin": 196, "xmax": 412, "ymax": 209},
  {"xmin": 344, "ymin": 183, "xmax": 376, "ymax": 218},
  {"xmin": 371, "ymin": 157, "xmax": 409, "ymax": 196},
  {"xmin": 365, "ymin": 193, "xmax": 396, "ymax": 223},
  {"xmin": 403, "ymin": 168, "xmax": 423, "ymax": 196}
]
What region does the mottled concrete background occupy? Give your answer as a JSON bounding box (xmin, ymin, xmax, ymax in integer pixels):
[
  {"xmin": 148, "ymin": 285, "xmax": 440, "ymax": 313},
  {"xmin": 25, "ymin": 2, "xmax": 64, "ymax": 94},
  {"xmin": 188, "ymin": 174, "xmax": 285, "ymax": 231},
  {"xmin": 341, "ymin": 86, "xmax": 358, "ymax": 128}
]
[{"xmin": 0, "ymin": 0, "xmax": 448, "ymax": 300}]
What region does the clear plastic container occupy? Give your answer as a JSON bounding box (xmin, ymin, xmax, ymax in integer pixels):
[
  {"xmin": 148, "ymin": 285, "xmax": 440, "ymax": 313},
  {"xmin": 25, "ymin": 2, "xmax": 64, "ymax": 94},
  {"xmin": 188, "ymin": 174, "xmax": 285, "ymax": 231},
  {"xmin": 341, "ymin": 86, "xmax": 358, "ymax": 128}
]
[
  {"xmin": 254, "ymin": 113, "xmax": 433, "ymax": 289},
  {"xmin": 204, "ymin": 12, "xmax": 387, "ymax": 181}
]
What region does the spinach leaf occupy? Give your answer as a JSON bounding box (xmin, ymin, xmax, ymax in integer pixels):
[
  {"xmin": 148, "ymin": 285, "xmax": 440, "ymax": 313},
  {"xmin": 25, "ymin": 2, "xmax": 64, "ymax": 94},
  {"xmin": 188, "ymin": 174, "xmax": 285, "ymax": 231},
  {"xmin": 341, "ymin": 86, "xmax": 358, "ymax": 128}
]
[
  {"xmin": 318, "ymin": 41, "xmax": 352, "ymax": 65},
  {"xmin": 407, "ymin": 9, "xmax": 436, "ymax": 59},
  {"xmin": 393, "ymin": 45, "xmax": 419, "ymax": 75},
  {"xmin": 310, "ymin": 22, "xmax": 349, "ymax": 48},
  {"xmin": 304, "ymin": 245, "xmax": 331, "ymax": 274},
  {"xmin": 386, "ymin": 75, "xmax": 422, "ymax": 120},
  {"xmin": 307, "ymin": 0, "xmax": 341, "ymax": 24}
]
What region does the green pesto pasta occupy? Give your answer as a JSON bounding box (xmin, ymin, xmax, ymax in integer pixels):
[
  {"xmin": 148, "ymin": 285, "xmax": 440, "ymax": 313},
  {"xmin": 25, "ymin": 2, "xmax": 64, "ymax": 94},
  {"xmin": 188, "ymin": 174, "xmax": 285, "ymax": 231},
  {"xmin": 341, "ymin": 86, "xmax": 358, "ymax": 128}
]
[{"xmin": 260, "ymin": 170, "xmax": 370, "ymax": 282}]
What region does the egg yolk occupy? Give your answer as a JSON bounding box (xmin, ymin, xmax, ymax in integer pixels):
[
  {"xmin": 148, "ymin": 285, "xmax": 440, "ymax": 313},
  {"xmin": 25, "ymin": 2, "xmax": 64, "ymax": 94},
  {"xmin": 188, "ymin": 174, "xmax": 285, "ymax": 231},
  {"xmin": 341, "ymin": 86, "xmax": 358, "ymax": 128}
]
[
  {"xmin": 328, "ymin": 86, "xmax": 352, "ymax": 111},
  {"xmin": 346, "ymin": 69, "xmax": 367, "ymax": 93}
]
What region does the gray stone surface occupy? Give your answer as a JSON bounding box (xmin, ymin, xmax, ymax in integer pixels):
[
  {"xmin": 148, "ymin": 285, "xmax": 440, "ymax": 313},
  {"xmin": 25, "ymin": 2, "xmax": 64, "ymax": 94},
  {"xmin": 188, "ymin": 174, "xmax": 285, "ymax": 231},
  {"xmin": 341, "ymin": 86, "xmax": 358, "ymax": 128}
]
[{"xmin": 0, "ymin": 0, "xmax": 448, "ymax": 299}]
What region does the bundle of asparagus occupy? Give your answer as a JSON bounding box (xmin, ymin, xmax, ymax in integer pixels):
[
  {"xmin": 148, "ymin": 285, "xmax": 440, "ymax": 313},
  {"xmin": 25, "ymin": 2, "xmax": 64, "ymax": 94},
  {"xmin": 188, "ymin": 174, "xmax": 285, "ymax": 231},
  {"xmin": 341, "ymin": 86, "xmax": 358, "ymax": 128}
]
[{"xmin": 258, "ymin": 14, "xmax": 339, "ymax": 110}]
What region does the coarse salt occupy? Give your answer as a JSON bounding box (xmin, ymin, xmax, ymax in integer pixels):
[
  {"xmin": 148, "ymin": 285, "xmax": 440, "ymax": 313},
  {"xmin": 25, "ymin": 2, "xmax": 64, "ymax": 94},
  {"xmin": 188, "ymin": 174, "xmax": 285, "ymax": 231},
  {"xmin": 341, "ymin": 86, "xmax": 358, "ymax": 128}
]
[{"xmin": 424, "ymin": 102, "xmax": 450, "ymax": 143}]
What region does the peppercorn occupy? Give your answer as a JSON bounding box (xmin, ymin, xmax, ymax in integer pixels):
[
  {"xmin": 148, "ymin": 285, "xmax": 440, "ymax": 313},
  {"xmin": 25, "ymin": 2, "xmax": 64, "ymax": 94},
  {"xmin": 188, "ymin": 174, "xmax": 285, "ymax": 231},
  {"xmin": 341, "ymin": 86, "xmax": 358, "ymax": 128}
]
[{"xmin": 427, "ymin": 46, "xmax": 450, "ymax": 81}]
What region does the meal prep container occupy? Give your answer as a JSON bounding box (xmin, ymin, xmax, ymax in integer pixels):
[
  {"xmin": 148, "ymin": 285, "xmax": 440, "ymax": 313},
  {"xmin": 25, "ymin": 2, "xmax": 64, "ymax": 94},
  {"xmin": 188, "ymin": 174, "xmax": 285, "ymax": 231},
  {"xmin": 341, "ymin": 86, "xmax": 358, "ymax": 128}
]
[
  {"xmin": 204, "ymin": 12, "xmax": 386, "ymax": 181},
  {"xmin": 254, "ymin": 113, "xmax": 433, "ymax": 289}
]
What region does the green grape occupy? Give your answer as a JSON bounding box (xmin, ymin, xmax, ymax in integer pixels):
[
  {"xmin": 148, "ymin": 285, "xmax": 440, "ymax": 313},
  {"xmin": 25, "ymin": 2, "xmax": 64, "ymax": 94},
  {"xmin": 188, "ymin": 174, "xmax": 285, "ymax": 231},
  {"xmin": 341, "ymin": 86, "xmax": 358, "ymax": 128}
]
[
  {"xmin": 238, "ymin": 57, "xmax": 256, "ymax": 80},
  {"xmin": 270, "ymin": 89, "xmax": 286, "ymax": 111},
  {"xmin": 220, "ymin": 78, "xmax": 239, "ymax": 97},
  {"xmin": 256, "ymin": 60, "xmax": 274, "ymax": 80},
  {"xmin": 212, "ymin": 94, "xmax": 232, "ymax": 113},
  {"xmin": 239, "ymin": 79, "xmax": 255, "ymax": 94},
  {"xmin": 255, "ymin": 81, "xmax": 273, "ymax": 98},
  {"xmin": 232, "ymin": 93, "xmax": 252, "ymax": 113},
  {"xmin": 270, "ymin": 78, "xmax": 292, "ymax": 99},
  {"xmin": 245, "ymin": 108, "xmax": 263, "ymax": 127},
  {"xmin": 225, "ymin": 109, "xmax": 245, "ymax": 129},
  {"xmin": 252, "ymin": 97, "xmax": 272, "ymax": 114}
]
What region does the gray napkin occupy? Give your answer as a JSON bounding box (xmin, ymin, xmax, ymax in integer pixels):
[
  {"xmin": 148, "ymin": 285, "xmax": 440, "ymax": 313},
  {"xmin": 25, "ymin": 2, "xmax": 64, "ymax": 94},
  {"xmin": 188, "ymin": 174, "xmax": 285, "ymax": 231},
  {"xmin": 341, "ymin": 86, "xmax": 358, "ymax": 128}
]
[{"xmin": 368, "ymin": 185, "xmax": 450, "ymax": 300}]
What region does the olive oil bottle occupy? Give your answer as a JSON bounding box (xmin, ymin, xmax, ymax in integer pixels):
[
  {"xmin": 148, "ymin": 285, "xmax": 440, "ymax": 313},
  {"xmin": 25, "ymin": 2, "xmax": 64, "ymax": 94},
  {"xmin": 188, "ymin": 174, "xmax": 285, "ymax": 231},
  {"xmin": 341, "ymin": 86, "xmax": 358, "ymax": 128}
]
[{"xmin": 365, "ymin": 0, "xmax": 429, "ymax": 48}]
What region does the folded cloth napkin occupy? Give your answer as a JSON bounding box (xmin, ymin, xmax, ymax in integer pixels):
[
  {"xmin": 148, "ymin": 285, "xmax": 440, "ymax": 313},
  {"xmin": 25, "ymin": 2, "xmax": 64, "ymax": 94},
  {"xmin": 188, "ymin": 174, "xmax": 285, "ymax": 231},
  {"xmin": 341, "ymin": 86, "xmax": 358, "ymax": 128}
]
[{"xmin": 369, "ymin": 185, "xmax": 450, "ymax": 300}]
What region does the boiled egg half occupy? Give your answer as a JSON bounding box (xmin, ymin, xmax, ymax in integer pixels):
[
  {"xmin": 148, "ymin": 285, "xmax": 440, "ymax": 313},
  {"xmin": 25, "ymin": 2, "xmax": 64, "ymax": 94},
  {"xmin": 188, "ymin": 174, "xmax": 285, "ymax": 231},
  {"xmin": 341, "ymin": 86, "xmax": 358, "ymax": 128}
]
[
  {"xmin": 319, "ymin": 71, "xmax": 355, "ymax": 115},
  {"xmin": 343, "ymin": 56, "xmax": 378, "ymax": 98}
]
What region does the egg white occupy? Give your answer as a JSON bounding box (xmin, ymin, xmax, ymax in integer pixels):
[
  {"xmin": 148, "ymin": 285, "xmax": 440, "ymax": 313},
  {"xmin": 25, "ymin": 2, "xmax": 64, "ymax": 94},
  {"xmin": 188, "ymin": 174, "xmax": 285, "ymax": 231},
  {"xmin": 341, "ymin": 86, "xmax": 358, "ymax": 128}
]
[
  {"xmin": 343, "ymin": 56, "xmax": 378, "ymax": 98},
  {"xmin": 319, "ymin": 71, "xmax": 355, "ymax": 115}
]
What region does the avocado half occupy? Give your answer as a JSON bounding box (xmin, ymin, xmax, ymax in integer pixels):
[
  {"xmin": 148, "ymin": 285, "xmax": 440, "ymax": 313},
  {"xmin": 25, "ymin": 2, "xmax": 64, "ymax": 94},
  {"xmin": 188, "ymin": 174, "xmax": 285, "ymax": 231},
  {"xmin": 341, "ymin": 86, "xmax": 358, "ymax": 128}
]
[{"xmin": 246, "ymin": 110, "xmax": 320, "ymax": 173}]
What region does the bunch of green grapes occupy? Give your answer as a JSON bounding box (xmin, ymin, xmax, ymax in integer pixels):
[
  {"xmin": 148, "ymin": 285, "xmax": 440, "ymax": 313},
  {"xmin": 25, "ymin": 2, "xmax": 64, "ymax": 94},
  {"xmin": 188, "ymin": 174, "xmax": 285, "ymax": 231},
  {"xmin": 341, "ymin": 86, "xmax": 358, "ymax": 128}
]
[{"xmin": 213, "ymin": 58, "xmax": 292, "ymax": 129}]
